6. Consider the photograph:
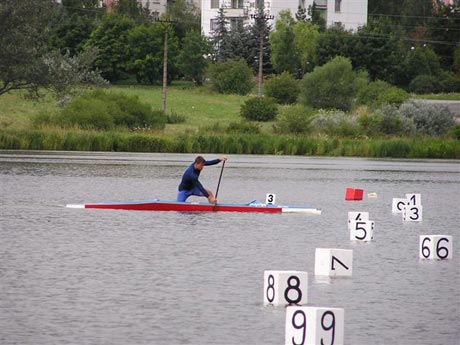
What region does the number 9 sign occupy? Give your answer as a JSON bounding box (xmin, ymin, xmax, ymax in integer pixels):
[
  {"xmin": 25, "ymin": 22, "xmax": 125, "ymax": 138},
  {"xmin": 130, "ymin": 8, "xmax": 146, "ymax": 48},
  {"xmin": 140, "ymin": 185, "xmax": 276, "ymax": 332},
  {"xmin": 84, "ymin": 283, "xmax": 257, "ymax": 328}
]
[{"xmin": 285, "ymin": 306, "xmax": 344, "ymax": 345}]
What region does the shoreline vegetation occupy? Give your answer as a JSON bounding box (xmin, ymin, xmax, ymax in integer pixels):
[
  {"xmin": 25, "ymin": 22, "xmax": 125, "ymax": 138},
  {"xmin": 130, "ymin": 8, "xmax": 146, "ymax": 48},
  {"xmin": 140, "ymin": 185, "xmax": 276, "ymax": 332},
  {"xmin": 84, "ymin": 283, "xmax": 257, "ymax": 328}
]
[{"xmin": 0, "ymin": 85, "xmax": 459, "ymax": 159}]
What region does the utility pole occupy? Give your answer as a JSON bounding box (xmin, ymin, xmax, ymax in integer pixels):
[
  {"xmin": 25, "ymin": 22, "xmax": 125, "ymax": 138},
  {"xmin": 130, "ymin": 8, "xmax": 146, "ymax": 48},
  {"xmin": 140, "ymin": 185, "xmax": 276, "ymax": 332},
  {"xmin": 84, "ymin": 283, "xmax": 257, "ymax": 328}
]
[
  {"xmin": 155, "ymin": 17, "xmax": 176, "ymax": 115},
  {"xmin": 251, "ymin": 11, "xmax": 273, "ymax": 98}
]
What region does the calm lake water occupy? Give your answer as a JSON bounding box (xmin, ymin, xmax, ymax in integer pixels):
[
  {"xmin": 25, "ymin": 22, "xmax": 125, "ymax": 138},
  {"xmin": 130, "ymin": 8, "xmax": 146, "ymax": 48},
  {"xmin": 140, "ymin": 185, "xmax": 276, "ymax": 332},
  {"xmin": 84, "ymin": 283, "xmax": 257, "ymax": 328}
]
[{"xmin": 1, "ymin": 151, "xmax": 459, "ymax": 345}]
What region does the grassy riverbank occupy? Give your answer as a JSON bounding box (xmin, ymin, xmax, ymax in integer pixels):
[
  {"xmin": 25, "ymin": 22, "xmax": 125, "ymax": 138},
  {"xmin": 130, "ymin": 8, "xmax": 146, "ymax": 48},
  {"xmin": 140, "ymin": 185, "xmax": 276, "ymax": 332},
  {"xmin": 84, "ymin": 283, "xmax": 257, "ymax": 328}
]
[{"xmin": 1, "ymin": 85, "xmax": 459, "ymax": 158}]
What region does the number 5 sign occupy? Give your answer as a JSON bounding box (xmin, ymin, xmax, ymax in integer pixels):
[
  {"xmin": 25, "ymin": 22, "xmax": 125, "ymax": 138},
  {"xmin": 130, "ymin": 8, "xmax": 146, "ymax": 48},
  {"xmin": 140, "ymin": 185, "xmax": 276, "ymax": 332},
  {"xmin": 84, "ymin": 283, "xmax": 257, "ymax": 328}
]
[{"xmin": 285, "ymin": 306, "xmax": 345, "ymax": 345}]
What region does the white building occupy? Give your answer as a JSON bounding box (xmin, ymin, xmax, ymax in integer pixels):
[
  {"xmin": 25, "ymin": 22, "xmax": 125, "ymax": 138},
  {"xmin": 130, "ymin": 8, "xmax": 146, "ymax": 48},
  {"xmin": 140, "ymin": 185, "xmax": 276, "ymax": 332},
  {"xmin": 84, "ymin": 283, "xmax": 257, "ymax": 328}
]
[
  {"xmin": 97, "ymin": 0, "xmax": 200, "ymax": 16},
  {"xmin": 201, "ymin": 0, "xmax": 367, "ymax": 37},
  {"xmin": 326, "ymin": 0, "xmax": 368, "ymax": 31}
]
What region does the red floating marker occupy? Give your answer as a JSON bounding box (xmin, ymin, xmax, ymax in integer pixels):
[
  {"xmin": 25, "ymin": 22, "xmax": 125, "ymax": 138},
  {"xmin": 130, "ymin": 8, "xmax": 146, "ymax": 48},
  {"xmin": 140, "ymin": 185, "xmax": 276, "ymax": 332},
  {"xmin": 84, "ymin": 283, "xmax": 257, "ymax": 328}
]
[
  {"xmin": 345, "ymin": 188, "xmax": 364, "ymax": 200},
  {"xmin": 345, "ymin": 188, "xmax": 355, "ymax": 200},
  {"xmin": 354, "ymin": 189, "xmax": 363, "ymax": 200}
]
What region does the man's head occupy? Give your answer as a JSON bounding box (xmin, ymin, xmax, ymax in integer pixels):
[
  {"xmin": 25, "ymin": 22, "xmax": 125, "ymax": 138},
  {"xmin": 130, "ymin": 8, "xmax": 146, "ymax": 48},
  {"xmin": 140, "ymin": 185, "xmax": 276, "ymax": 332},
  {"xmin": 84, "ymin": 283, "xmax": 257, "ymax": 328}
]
[{"xmin": 194, "ymin": 156, "xmax": 206, "ymax": 171}]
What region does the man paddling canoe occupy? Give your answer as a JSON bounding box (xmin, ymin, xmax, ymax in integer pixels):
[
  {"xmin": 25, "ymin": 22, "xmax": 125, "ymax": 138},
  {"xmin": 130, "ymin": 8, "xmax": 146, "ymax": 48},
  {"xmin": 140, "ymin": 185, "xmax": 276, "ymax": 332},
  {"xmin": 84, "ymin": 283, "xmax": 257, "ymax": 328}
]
[{"xmin": 177, "ymin": 155, "xmax": 227, "ymax": 204}]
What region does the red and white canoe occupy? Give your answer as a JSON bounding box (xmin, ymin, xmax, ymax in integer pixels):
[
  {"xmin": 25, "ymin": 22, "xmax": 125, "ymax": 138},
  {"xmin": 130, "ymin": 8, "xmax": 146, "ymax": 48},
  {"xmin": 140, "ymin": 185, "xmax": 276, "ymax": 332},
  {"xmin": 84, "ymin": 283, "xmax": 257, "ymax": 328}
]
[{"xmin": 66, "ymin": 199, "xmax": 321, "ymax": 214}]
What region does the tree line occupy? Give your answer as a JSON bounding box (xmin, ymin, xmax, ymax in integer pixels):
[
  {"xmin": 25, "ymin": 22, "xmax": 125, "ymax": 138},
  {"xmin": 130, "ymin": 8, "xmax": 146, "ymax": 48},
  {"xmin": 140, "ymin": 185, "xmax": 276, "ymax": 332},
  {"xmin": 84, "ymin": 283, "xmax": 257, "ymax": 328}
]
[{"xmin": 1, "ymin": 0, "xmax": 459, "ymax": 100}]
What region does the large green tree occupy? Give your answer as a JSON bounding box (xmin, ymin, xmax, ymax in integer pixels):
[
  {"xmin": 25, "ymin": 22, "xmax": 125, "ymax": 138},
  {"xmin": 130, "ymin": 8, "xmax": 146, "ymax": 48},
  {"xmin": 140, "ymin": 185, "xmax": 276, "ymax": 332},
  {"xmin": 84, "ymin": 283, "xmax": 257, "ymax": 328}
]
[
  {"xmin": 293, "ymin": 21, "xmax": 319, "ymax": 76},
  {"xmin": 49, "ymin": 0, "xmax": 103, "ymax": 55},
  {"xmin": 126, "ymin": 22, "xmax": 179, "ymax": 84},
  {"xmin": 85, "ymin": 13, "xmax": 135, "ymax": 81},
  {"xmin": 352, "ymin": 17, "xmax": 406, "ymax": 85},
  {"xmin": 177, "ymin": 30, "xmax": 211, "ymax": 85},
  {"xmin": 428, "ymin": 3, "xmax": 460, "ymax": 69},
  {"xmin": 246, "ymin": 7, "xmax": 273, "ymax": 74},
  {"xmin": 0, "ymin": 0, "xmax": 104, "ymax": 98},
  {"xmin": 299, "ymin": 56, "xmax": 359, "ymax": 111},
  {"xmin": 316, "ymin": 25, "xmax": 354, "ymax": 67},
  {"xmin": 0, "ymin": 0, "xmax": 56, "ymax": 96},
  {"xmin": 211, "ymin": 7, "xmax": 230, "ymax": 61},
  {"xmin": 167, "ymin": 0, "xmax": 201, "ymax": 44},
  {"xmin": 270, "ymin": 10, "xmax": 297, "ymax": 74}
]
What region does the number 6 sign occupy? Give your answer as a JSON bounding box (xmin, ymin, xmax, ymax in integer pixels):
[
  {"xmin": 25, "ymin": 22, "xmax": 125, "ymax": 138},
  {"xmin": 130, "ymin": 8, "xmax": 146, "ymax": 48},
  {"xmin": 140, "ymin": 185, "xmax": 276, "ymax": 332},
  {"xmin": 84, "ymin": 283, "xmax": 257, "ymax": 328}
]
[
  {"xmin": 285, "ymin": 306, "xmax": 345, "ymax": 345},
  {"xmin": 419, "ymin": 235, "xmax": 453, "ymax": 260}
]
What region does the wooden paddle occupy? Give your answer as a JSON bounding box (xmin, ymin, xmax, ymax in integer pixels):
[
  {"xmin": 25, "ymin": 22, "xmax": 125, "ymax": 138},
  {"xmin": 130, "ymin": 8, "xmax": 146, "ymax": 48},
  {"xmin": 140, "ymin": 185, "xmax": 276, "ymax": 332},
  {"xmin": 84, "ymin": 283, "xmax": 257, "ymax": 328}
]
[{"xmin": 215, "ymin": 159, "xmax": 226, "ymax": 201}]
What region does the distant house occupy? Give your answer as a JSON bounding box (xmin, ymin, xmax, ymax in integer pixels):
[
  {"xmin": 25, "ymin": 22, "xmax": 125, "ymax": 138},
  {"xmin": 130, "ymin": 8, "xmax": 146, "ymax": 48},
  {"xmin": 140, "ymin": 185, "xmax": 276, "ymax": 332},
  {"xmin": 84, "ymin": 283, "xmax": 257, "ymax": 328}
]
[
  {"xmin": 201, "ymin": 0, "xmax": 368, "ymax": 37},
  {"xmin": 99, "ymin": 0, "xmax": 200, "ymax": 16}
]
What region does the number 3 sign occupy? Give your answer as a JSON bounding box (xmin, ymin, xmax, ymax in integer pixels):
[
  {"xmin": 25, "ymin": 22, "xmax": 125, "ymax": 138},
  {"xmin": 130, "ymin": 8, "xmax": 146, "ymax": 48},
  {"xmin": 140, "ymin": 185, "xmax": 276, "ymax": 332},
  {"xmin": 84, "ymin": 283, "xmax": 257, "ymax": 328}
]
[{"xmin": 285, "ymin": 306, "xmax": 345, "ymax": 345}]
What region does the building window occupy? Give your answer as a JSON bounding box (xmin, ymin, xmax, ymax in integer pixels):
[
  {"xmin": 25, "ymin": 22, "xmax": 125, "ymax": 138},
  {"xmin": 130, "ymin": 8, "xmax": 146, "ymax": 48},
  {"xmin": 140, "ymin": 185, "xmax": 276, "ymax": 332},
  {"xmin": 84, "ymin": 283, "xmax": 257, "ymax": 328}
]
[
  {"xmin": 335, "ymin": 0, "xmax": 341, "ymax": 12},
  {"xmin": 231, "ymin": 0, "xmax": 244, "ymax": 8},
  {"xmin": 229, "ymin": 17, "xmax": 243, "ymax": 30},
  {"xmin": 211, "ymin": 0, "xmax": 219, "ymax": 9},
  {"xmin": 211, "ymin": 19, "xmax": 218, "ymax": 31}
]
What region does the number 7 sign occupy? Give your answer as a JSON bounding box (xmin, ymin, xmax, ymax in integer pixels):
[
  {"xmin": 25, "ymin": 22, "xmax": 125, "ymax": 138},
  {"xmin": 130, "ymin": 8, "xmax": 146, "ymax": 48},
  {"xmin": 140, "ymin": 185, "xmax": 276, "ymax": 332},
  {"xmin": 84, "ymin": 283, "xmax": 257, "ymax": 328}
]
[{"xmin": 315, "ymin": 248, "xmax": 353, "ymax": 277}]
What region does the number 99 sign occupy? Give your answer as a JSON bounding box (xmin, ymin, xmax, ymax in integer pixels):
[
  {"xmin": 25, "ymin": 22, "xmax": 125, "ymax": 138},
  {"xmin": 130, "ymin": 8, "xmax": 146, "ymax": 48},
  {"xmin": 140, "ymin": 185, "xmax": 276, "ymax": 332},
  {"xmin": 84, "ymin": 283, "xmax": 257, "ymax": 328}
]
[{"xmin": 285, "ymin": 306, "xmax": 345, "ymax": 345}]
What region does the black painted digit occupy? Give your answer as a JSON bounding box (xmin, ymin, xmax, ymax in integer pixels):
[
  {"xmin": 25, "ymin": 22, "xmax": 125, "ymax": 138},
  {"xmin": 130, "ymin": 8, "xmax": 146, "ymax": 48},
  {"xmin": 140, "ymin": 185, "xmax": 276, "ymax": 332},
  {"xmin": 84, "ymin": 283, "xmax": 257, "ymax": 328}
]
[
  {"xmin": 285, "ymin": 276, "xmax": 302, "ymax": 304},
  {"xmin": 291, "ymin": 310, "xmax": 307, "ymax": 345},
  {"xmin": 409, "ymin": 207, "xmax": 419, "ymax": 220},
  {"xmin": 331, "ymin": 256, "xmax": 349, "ymax": 271},
  {"xmin": 266, "ymin": 274, "xmax": 275, "ymax": 303},
  {"xmin": 320, "ymin": 311, "xmax": 335, "ymax": 345},
  {"xmin": 354, "ymin": 213, "xmax": 362, "ymax": 221},
  {"xmin": 267, "ymin": 194, "xmax": 274, "ymax": 203},
  {"xmin": 354, "ymin": 221, "xmax": 367, "ymax": 240},
  {"xmin": 421, "ymin": 237, "xmax": 431, "ymax": 258},
  {"xmin": 436, "ymin": 238, "xmax": 449, "ymax": 259},
  {"xmin": 410, "ymin": 194, "xmax": 416, "ymax": 205}
]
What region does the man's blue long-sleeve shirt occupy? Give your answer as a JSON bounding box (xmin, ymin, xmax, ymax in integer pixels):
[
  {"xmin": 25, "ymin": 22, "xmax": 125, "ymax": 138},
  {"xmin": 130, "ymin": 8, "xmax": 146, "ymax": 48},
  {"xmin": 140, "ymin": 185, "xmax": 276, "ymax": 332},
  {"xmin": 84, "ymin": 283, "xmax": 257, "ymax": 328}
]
[{"xmin": 178, "ymin": 159, "xmax": 220, "ymax": 197}]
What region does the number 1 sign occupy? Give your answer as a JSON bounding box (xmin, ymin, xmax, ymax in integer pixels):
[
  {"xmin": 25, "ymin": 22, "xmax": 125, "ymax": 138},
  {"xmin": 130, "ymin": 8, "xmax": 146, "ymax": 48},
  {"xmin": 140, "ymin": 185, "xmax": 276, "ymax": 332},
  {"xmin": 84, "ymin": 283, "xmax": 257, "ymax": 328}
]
[{"xmin": 285, "ymin": 306, "xmax": 345, "ymax": 345}]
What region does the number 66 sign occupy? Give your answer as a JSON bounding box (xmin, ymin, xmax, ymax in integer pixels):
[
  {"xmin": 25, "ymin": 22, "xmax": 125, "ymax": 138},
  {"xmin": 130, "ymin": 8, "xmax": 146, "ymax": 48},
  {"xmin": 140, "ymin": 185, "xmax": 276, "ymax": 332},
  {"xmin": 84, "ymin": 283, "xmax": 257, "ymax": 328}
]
[{"xmin": 285, "ymin": 306, "xmax": 344, "ymax": 345}]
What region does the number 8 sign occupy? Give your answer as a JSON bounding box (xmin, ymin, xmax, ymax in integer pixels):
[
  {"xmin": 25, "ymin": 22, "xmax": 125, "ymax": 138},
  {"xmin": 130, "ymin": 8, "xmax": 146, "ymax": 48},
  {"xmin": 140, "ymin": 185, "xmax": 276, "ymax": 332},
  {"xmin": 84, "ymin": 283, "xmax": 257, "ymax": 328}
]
[
  {"xmin": 285, "ymin": 306, "xmax": 344, "ymax": 345},
  {"xmin": 263, "ymin": 271, "xmax": 308, "ymax": 306}
]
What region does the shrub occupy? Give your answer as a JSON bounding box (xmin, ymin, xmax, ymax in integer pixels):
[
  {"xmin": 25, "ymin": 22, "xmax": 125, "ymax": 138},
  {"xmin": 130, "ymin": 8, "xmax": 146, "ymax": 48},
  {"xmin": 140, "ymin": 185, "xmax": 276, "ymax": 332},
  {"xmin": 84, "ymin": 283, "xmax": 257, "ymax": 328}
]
[
  {"xmin": 166, "ymin": 112, "xmax": 186, "ymax": 124},
  {"xmin": 374, "ymin": 105, "xmax": 416, "ymax": 136},
  {"xmin": 34, "ymin": 90, "xmax": 165, "ymax": 130},
  {"xmin": 447, "ymin": 124, "xmax": 460, "ymax": 140},
  {"xmin": 399, "ymin": 100, "xmax": 454, "ymax": 136},
  {"xmin": 264, "ymin": 71, "xmax": 299, "ymax": 104},
  {"xmin": 357, "ymin": 80, "xmax": 409, "ymax": 107},
  {"xmin": 409, "ymin": 75, "xmax": 441, "ymax": 94},
  {"xmin": 59, "ymin": 97, "xmax": 115, "ymax": 130},
  {"xmin": 227, "ymin": 121, "xmax": 261, "ymax": 134},
  {"xmin": 274, "ymin": 104, "xmax": 314, "ymax": 134},
  {"xmin": 403, "ymin": 46, "xmax": 441, "ymax": 84},
  {"xmin": 299, "ymin": 56, "xmax": 358, "ymax": 111},
  {"xmin": 240, "ymin": 97, "xmax": 278, "ymax": 122},
  {"xmin": 438, "ymin": 71, "xmax": 460, "ymax": 93},
  {"xmin": 378, "ymin": 86, "xmax": 409, "ymax": 107},
  {"xmin": 310, "ymin": 109, "xmax": 360, "ymax": 137},
  {"xmin": 207, "ymin": 59, "xmax": 254, "ymax": 95},
  {"xmin": 354, "ymin": 106, "xmax": 382, "ymax": 136}
]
